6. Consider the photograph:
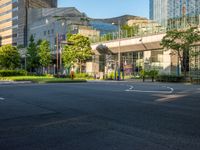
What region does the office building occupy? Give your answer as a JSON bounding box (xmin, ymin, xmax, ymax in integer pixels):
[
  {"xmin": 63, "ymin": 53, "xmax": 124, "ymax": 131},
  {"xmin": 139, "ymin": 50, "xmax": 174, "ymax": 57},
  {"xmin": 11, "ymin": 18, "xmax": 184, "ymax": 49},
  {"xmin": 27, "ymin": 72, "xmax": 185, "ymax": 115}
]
[
  {"xmin": 150, "ymin": 0, "xmax": 200, "ymax": 29},
  {"xmin": 28, "ymin": 7, "xmax": 89, "ymax": 50},
  {"xmin": 149, "ymin": 0, "xmax": 168, "ymax": 27},
  {"xmin": 0, "ymin": 0, "xmax": 57, "ymax": 46}
]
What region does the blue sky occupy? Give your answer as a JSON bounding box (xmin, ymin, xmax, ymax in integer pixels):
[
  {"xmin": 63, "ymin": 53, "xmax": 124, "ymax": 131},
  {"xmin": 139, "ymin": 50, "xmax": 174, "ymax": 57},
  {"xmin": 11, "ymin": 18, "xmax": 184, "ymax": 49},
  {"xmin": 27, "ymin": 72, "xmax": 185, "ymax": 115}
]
[{"xmin": 58, "ymin": 0, "xmax": 149, "ymax": 19}]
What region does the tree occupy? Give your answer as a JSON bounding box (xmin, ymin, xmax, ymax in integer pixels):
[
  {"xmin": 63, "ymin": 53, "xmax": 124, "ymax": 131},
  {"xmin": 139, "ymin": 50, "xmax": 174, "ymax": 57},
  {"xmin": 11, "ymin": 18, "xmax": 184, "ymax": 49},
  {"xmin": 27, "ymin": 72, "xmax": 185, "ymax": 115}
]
[
  {"xmin": 27, "ymin": 35, "xmax": 40, "ymax": 72},
  {"xmin": 62, "ymin": 34, "xmax": 92, "ymax": 73},
  {"xmin": 161, "ymin": 27, "xmax": 200, "ymax": 77},
  {"xmin": 0, "ymin": 45, "xmax": 20, "ymax": 70},
  {"xmin": 62, "ymin": 44, "xmax": 76, "ymax": 74},
  {"xmin": 38, "ymin": 40, "xmax": 51, "ymax": 73}
]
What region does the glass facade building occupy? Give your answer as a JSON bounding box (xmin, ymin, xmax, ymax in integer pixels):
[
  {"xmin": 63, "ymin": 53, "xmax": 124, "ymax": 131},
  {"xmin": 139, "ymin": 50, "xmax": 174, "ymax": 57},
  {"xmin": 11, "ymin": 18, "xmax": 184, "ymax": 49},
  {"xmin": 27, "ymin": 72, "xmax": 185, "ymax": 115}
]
[
  {"xmin": 150, "ymin": 0, "xmax": 200, "ymax": 29},
  {"xmin": 149, "ymin": 0, "xmax": 168, "ymax": 27},
  {"xmin": 0, "ymin": 0, "xmax": 57, "ymax": 46}
]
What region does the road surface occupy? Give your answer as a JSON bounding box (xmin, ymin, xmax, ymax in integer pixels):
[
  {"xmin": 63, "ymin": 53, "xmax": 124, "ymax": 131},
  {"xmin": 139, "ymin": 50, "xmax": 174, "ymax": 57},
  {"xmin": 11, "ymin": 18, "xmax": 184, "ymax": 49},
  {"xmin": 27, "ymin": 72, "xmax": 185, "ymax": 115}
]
[{"xmin": 0, "ymin": 81, "xmax": 200, "ymax": 150}]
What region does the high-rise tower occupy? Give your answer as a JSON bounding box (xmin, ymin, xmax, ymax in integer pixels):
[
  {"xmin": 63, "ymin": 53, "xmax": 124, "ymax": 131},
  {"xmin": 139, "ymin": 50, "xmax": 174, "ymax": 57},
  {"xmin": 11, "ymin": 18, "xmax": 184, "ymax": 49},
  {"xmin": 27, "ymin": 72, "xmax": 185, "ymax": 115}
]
[
  {"xmin": 150, "ymin": 0, "xmax": 200, "ymax": 29},
  {"xmin": 149, "ymin": 0, "xmax": 168, "ymax": 27},
  {"xmin": 0, "ymin": 0, "xmax": 57, "ymax": 46}
]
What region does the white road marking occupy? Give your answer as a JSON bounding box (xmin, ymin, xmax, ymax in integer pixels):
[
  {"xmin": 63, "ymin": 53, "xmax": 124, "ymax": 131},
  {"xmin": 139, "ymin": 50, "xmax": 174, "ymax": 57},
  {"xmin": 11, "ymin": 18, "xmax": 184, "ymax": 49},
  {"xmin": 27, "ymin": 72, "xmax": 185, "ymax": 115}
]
[
  {"xmin": 0, "ymin": 97, "xmax": 5, "ymax": 101},
  {"xmin": 125, "ymin": 85, "xmax": 174, "ymax": 94},
  {"xmin": 125, "ymin": 85, "xmax": 134, "ymax": 91},
  {"xmin": 155, "ymin": 94, "xmax": 185, "ymax": 102}
]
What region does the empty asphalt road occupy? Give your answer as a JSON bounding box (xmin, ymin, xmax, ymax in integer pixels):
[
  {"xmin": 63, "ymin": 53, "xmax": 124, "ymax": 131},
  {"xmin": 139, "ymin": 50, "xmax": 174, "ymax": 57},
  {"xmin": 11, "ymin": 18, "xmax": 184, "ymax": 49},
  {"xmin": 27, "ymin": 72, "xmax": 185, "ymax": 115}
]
[{"xmin": 0, "ymin": 81, "xmax": 200, "ymax": 150}]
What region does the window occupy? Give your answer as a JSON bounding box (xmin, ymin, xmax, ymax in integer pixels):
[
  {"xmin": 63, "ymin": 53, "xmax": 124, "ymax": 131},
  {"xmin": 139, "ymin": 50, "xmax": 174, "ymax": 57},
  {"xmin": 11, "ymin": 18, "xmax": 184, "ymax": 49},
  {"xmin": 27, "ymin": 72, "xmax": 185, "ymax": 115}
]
[
  {"xmin": 0, "ymin": 7, "xmax": 18, "ymax": 17},
  {"xmin": 0, "ymin": 25, "xmax": 18, "ymax": 33},
  {"xmin": 151, "ymin": 50, "xmax": 163, "ymax": 62},
  {"xmin": 44, "ymin": 31, "xmax": 46, "ymax": 36}
]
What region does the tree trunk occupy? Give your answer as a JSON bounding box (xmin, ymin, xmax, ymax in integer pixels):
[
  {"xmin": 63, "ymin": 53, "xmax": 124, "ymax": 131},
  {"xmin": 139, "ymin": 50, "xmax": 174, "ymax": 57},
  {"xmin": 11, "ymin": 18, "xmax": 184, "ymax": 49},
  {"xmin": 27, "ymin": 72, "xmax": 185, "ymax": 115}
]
[
  {"xmin": 79, "ymin": 60, "xmax": 82, "ymax": 73},
  {"xmin": 183, "ymin": 49, "xmax": 189, "ymax": 79}
]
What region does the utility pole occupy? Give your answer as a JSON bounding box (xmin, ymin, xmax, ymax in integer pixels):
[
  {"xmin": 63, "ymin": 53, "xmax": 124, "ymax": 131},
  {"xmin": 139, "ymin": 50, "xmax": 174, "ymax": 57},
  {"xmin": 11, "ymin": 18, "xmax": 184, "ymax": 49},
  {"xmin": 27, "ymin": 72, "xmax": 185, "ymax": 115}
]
[
  {"xmin": 118, "ymin": 20, "xmax": 121, "ymax": 80},
  {"xmin": 56, "ymin": 33, "xmax": 59, "ymax": 74}
]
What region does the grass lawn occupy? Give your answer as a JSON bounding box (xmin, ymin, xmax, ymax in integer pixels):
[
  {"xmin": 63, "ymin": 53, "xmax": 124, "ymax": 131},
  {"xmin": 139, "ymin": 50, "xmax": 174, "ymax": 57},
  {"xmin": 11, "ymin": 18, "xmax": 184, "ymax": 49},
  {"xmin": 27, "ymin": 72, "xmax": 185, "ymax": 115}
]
[{"xmin": 0, "ymin": 76, "xmax": 87, "ymax": 83}]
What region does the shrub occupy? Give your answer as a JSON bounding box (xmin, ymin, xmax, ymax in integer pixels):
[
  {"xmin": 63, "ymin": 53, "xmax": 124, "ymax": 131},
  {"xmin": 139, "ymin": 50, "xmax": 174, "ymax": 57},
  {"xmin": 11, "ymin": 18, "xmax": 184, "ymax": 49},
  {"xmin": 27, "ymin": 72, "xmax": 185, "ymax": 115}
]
[
  {"xmin": 0, "ymin": 70, "xmax": 27, "ymax": 77},
  {"xmin": 75, "ymin": 73, "xmax": 93, "ymax": 79},
  {"xmin": 156, "ymin": 74, "xmax": 184, "ymax": 82},
  {"xmin": 148, "ymin": 70, "xmax": 159, "ymax": 82},
  {"xmin": 108, "ymin": 72, "xmax": 115, "ymax": 80}
]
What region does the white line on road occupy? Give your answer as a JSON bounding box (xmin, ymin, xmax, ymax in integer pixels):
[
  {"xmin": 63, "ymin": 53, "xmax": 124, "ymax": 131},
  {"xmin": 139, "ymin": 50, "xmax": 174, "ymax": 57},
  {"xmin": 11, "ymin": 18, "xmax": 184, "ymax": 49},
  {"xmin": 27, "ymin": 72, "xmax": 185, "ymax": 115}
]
[
  {"xmin": 0, "ymin": 97, "xmax": 5, "ymax": 101},
  {"xmin": 125, "ymin": 85, "xmax": 174, "ymax": 94}
]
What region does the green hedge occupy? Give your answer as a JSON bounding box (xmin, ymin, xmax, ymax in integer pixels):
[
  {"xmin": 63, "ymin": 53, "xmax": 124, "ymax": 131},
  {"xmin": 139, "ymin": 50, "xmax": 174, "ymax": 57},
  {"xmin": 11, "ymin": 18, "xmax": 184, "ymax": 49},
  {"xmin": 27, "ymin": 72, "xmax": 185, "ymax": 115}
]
[
  {"xmin": 156, "ymin": 75, "xmax": 184, "ymax": 82},
  {"xmin": 75, "ymin": 73, "xmax": 93, "ymax": 79},
  {"xmin": 0, "ymin": 70, "xmax": 27, "ymax": 77}
]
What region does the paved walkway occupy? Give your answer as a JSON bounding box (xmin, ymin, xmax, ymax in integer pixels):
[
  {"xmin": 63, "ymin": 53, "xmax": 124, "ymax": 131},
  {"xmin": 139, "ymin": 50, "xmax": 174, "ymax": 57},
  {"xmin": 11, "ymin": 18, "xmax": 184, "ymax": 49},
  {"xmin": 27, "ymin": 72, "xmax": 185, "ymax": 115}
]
[{"xmin": 0, "ymin": 81, "xmax": 32, "ymax": 85}]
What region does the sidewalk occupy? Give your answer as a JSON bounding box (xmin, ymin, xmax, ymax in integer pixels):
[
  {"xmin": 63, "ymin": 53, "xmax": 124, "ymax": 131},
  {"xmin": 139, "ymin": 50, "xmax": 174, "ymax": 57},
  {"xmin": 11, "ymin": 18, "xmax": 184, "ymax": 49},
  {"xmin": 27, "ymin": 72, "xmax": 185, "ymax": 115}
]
[
  {"xmin": 0, "ymin": 81, "xmax": 32, "ymax": 85},
  {"xmin": 87, "ymin": 78, "xmax": 154, "ymax": 83}
]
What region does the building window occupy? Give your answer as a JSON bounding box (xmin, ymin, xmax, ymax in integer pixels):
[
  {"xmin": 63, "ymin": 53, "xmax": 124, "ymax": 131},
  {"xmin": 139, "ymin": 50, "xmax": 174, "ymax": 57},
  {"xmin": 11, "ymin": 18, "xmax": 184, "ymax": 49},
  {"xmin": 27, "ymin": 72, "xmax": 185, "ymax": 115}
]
[
  {"xmin": 151, "ymin": 50, "xmax": 163, "ymax": 62},
  {"xmin": 44, "ymin": 31, "xmax": 46, "ymax": 36},
  {"xmin": 51, "ymin": 29, "xmax": 54, "ymax": 34},
  {"xmin": 0, "ymin": 7, "xmax": 18, "ymax": 17},
  {"xmin": 0, "ymin": 25, "xmax": 18, "ymax": 33}
]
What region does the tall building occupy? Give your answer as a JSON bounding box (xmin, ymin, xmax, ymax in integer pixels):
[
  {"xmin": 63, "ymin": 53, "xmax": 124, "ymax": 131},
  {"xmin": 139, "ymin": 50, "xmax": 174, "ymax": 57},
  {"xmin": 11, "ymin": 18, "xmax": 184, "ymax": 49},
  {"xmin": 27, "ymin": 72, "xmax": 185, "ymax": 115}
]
[
  {"xmin": 0, "ymin": 0, "xmax": 57, "ymax": 46},
  {"xmin": 28, "ymin": 7, "xmax": 89, "ymax": 50},
  {"xmin": 150, "ymin": 0, "xmax": 200, "ymax": 29},
  {"xmin": 149, "ymin": 0, "xmax": 168, "ymax": 27}
]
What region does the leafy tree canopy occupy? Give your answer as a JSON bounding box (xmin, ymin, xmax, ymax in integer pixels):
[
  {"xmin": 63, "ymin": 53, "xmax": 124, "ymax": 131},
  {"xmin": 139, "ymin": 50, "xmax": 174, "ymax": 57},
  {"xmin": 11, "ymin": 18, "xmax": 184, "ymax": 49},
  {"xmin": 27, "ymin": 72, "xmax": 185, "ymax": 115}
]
[
  {"xmin": 38, "ymin": 40, "xmax": 51, "ymax": 68},
  {"xmin": 27, "ymin": 35, "xmax": 40, "ymax": 71},
  {"xmin": 161, "ymin": 27, "xmax": 200, "ymax": 76},
  {"xmin": 0, "ymin": 45, "xmax": 20, "ymax": 70},
  {"xmin": 62, "ymin": 34, "xmax": 92, "ymax": 71},
  {"xmin": 161, "ymin": 27, "xmax": 200, "ymax": 56}
]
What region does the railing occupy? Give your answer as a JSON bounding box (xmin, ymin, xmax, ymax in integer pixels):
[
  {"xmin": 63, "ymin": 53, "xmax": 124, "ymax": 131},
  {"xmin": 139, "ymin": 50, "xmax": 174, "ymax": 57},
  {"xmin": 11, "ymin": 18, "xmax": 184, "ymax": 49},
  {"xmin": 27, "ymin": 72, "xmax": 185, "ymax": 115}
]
[{"xmin": 90, "ymin": 27, "xmax": 167, "ymax": 43}]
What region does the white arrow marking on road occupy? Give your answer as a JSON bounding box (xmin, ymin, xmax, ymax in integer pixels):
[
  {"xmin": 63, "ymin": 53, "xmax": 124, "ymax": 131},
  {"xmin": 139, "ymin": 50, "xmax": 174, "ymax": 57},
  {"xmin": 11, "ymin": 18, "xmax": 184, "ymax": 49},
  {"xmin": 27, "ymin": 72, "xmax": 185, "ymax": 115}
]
[{"xmin": 125, "ymin": 85, "xmax": 134, "ymax": 91}]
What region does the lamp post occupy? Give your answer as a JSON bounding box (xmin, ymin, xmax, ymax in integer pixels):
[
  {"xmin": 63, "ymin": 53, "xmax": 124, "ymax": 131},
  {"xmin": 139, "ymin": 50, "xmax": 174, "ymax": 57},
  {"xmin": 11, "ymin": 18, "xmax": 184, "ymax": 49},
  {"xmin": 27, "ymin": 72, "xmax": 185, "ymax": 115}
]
[
  {"xmin": 118, "ymin": 21, "xmax": 121, "ymax": 80},
  {"xmin": 112, "ymin": 20, "xmax": 121, "ymax": 80}
]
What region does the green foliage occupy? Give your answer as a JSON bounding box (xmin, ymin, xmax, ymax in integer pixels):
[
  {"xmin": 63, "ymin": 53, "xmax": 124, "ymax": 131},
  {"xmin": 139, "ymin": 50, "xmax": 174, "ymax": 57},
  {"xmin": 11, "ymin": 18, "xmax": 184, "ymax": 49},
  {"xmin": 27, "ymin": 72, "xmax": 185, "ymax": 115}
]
[
  {"xmin": 62, "ymin": 34, "xmax": 92, "ymax": 72},
  {"xmin": 100, "ymin": 25, "xmax": 139, "ymax": 41},
  {"xmin": 0, "ymin": 70, "xmax": 27, "ymax": 77},
  {"xmin": 156, "ymin": 74, "xmax": 184, "ymax": 82},
  {"xmin": 0, "ymin": 45, "xmax": 20, "ymax": 69},
  {"xmin": 27, "ymin": 35, "xmax": 40, "ymax": 71},
  {"xmin": 75, "ymin": 73, "xmax": 91, "ymax": 79},
  {"xmin": 108, "ymin": 72, "xmax": 115, "ymax": 80},
  {"xmin": 69, "ymin": 34, "xmax": 92, "ymax": 61},
  {"xmin": 62, "ymin": 45, "xmax": 76, "ymax": 68},
  {"xmin": 121, "ymin": 24, "xmax": 139, "ymax": 37},
  {"xmin": 139, "ymin": 69, "xmax": 159, "ymax": 82},
  {"xmin": 0, "ymin": 76, "xmax": 86, "ymax": 83},
  {"xmin": 148, "ymin": 70, "xmax": 159, "ymax": 78},
  {"xmin": 161, "ymin": 27, "xmax": 200, "ymax": 76},
  {"xmin": 38, "ymin": 40, "xmax": 51, "ymax": 68},
  {"xmin": 161, "ymin": 27, "xmax": 200, "ymax": 54},
  {"xmin": 139, "ymin": 70, "xmax": 148, "ymax": 77}
]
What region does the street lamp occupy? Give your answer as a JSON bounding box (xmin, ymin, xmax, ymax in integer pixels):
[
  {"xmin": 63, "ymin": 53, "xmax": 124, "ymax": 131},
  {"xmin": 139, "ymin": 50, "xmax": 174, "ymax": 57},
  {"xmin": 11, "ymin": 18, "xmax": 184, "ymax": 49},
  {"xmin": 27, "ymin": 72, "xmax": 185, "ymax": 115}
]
[{"xmin": 112, "ymin": 20, "xmax": 121, "ymax": 80}]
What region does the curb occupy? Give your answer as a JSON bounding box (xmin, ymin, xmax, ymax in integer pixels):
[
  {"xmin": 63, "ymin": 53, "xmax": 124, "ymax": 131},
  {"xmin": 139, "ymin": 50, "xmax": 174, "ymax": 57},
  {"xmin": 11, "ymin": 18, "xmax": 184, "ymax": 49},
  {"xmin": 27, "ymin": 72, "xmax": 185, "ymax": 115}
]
[{"xmin": 0, "ymin": 81, "xmax": 32, "ymax": 85}]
